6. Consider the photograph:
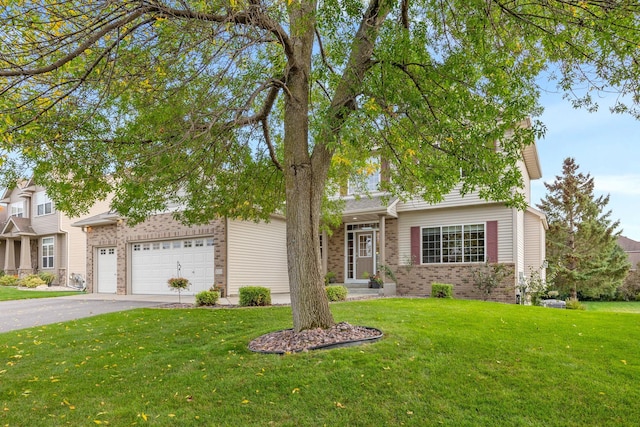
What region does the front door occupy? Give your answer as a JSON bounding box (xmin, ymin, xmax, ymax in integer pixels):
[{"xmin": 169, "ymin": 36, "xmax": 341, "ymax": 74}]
[{"xmin": 355, "ymin": 231, "xmax": 374, "ymax": 280}]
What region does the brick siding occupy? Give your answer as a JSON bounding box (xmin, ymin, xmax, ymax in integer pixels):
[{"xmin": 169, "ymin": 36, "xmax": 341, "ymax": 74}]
[
  {"xmin": 85, "ymin": 214, "xmax": 226, "ymax": 295},
  {"xmin": 394, "ymin": 263, "xmax": 516, "ymax": 303}
]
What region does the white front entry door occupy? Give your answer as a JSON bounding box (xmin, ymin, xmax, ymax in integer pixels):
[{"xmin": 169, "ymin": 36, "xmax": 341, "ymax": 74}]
[
  {"xmin": 97, "ymin": 247, "xmax": 117, "ymax": 293},
  {"xmin": 131, "ymin": 238, "xmax": 215, "ymax": 295}
]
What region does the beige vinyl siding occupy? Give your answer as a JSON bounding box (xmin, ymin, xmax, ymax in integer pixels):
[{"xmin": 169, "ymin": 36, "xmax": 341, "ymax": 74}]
[
  {"xmin": 397, "ymin": 205, "xmax": 515, "ymax": 264},
  {"xmin": 524, "ymin": 210, "xmax": 546, "ymax": 279},
  {"xmin": 518, "ymin": 158, "xmax": 532, "ymax": 204},
  {"xmin": 227, "ymin": 218, "xmax": 289, "ymax": 296},
  {"xmin": 31, "ymin": 212, "xmax": 59, "ymax": 235},
  {"xmin": 397, "ymin": 185, "xmax": 485, "ymax": 212},
  {"xmin": 516, "ymin": 209, "xmax": 525, "ymax": 275}
]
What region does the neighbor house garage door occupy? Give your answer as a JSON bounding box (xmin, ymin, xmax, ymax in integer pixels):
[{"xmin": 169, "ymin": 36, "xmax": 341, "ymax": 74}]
[{"xmin": 131, "ymin": 238, "xmax": 214, "ymax": 295}]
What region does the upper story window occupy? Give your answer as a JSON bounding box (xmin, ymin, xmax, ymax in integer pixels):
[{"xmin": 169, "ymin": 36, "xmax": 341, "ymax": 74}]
[
  {"xmin": 421, "ymin": 224, "xmax": 485, "ymax": 264},
  {"xmin": 35, "ymin": 191, "xmax": 54, "ymax": 216},
  {"xmin": 348, "ymin": 157, "xmax": 381, "ymax": 195},
  {"xmin": 10, "ymin": 202, "xmax": 25, "ymax": 218}
]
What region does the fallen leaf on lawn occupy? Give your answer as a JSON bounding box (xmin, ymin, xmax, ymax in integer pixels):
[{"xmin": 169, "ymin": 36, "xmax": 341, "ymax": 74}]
[
  {"xmin": 621, "ymin": 360, "xmax": 627, "ymax": 365},
  {"xmin": 141, "ymin": 412, "xmax": 148, "ymax": 421},
  {"xmin": 335, "ymin": 402, "xmax": 345, "ymax": 408},
  {"xmin": 292, "ymin": 388, "xmax": 300, "ymax": 394},
  {"xmin": 241, "ymin": 399, "xmax": 250, "ymax": 404}
]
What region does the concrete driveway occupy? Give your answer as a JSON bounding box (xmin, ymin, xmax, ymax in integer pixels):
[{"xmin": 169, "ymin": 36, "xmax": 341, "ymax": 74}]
[
  {"xmin": 0, "ymin": 294, "xmax": 182, "ymax": 334},
  {"xmin": 0, "ymin": 287, "xmax": 379, "ymax": 334}
]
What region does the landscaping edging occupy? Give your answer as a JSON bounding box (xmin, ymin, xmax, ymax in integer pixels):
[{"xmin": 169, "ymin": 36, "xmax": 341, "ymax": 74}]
[{"xmin": 248, "ymin": 323, "xmax": 383, "ymax": 354}]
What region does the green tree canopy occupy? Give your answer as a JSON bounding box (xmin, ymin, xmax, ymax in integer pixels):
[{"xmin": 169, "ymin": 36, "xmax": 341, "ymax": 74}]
[
  {"xmin": 1, "ymin": 1, "xmax": 640, "ymax": 330},
  {"xmin": 538, "ymin": 158, "xmax": 630, "ymax": 300}
]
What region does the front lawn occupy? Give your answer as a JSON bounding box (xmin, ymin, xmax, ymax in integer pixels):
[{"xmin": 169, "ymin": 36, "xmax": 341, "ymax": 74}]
[
  {"xmin": 0, "ymin": 286, "xmax": 83, "ymax": 301},
  {"xmin": 1, "ymin": 299, "xmax": 638, "ymax": 426},
  {"xmin": 582, "ymin": 301, "xmax": 640, "ymax": 314}
]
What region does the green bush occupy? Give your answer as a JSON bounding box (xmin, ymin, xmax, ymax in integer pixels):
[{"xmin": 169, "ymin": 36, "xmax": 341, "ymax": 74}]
[
  {"xmin": 431, "ymin": 283, "xmax": 454, "ymax": 299},
  {"xmin": 195, "ymin": 290, "xmax": 220, "ymax": 306},
  {"xmin": 239, "ymin": 286, "xmax": 272, "ymax": 307},
  {"xmin": 326, "ymin": 285, "xmax": 348, "ymax": 302},
  {"xmin": 324, "ymin": 271, "xmax": 337, "ymax": 284},
  {"xmin": 38, "ymin": 271, "xmax": 56, "ymax": 285},
  {"xmin": 0, "ymin": 275, "xmax": 19, "ymax": 286},
  {"xmin": 19, "ymin": 275, "xmax": 46, "ymax": 288},
  {"xmin": 565, "ymin": 298, "xmax": 586, "ymax": 310}
]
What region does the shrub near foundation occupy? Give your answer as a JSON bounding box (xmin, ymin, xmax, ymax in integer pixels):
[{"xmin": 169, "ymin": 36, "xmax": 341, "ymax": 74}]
[
  {"xmin": 326, "ymin": 285, "xmax": 348, "ymax": 301},
  {"xmin": 0, "ymin": 275, "xmax": 19, "ymax": 286},
  {"xmin": 195, "ymin": 290, "xmax": 220, "ymax": 306},
  {"xmin": 239, "ymin": 286, "xmax": 271, "ymax": 306},
  {"xmin": 19, "ymin": 275, "xmax": 46, "ymax": 288},
  {"xmin": 38, "ymin": 272, "xmax": 56, "ymax": 285},
  {"xmin": 432, "ymin": 283, "xmax": 454, "ymax": 299}
]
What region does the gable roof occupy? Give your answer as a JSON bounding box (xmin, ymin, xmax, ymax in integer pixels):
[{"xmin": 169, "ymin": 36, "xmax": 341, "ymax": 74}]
[
  {"xmin": 618, "ymin": 235, "xmax": 640, "ymax": 270},
  {"xmin": 342, "ymin": 195, "xmax": 399, "ymax": 221},
  {"xmin": 1, "ymin": 216, "xmax": 36, "ymax": 236},
  {"xmin": 618, "ymin": 235, "xmax": 640, "ymax": 252}
]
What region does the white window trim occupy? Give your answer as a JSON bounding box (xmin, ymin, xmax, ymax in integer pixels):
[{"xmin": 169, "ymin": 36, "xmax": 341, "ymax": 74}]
[
  {"xmin": 420, "ymin": 223, "xmax": 487, "ymax": 265},
  {"xmin": 347, "ymin": 157, "xmax": 381, "ymax": 195},
  {"xmin": 35, "ymin": 191, "xmax": 54, "ymax": 216},
  {"xmin": 10, "ymin": 202, "xmax": 25, "ymax": 218},
  {"xmin": 42, "ymin": 237, "xmax": 55, "ymax": 269}
]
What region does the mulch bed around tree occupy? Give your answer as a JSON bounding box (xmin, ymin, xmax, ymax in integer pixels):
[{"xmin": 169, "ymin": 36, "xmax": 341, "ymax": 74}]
[{"xmin": 248, "ymin": 322, "xmax": 383, "ymax": 354}]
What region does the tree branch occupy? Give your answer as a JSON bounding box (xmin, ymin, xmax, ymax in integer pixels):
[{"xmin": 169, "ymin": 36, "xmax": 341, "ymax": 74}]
[{"xmin": 0, "ymin": 8, "xmax": 152, "ymax": 77}]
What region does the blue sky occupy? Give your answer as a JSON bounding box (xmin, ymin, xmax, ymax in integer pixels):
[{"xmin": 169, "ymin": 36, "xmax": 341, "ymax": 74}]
[{"xmin": 531, "ymin": 90, "xmax": 640, "ymax": 241}]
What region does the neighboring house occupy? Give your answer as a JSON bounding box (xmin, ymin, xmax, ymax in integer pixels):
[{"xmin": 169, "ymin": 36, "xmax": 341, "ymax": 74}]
[
  {"xmin": 618, "ymin": 235, "xmax": 640, "ymax": 271},
  {"xmin": 72, "ymin": 212, "xmax": 288, "ymax": 296},
  {"xmin": 0, "ymin": 179, "xmax": 111, "ymax": 284},
  {"xmin": 322, "ymin": 140, "xmax": 548, "ymax": 303},
  {"xmin": 73, "ymin": 137, "xmax": 546, "ymax": 303}
]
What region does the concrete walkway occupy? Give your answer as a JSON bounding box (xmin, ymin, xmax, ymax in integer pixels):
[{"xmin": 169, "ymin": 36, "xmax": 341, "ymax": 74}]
[{"xmin": 0, "ymin": 287, "xmax": 380, "ymax": 333}]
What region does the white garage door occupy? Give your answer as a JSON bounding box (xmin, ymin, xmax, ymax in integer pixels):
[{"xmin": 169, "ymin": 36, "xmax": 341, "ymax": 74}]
[
  {"xmin": 131, "ymin": 238, "xmax": 214, "ymax": 295},
  {"xmin": 97, "ymin": 247, "xmax": 117, "ymax": 293}
]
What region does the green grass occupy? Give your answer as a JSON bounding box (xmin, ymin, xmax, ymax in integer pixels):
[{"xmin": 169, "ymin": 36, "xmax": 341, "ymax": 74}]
[
  {"xmin": 0, "ymin": 286, "xmax": 83, "ymax": 301},
  {"xmin": 582, "ymin": 301, "xmax": 640, "ymax": 313},
  {"xmin": 1, "ymin": 299, "xmax": 639, "ymax": 426}
]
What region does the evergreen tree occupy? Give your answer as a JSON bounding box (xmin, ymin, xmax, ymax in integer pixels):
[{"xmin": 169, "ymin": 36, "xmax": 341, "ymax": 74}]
[{"xmin": 538, "ymin": 158, "xmax": 629, "ymax": 300}]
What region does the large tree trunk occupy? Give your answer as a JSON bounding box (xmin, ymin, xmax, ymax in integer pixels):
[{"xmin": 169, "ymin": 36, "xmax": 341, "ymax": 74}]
[{"xmin": 284, "ymin": 2, "xmax": 335, "ymax": 332}]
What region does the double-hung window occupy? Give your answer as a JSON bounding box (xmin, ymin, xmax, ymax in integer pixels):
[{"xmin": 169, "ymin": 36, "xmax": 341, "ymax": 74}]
[
  {"xmin": 10, "ymin": 202, "xmax": 24, "ymax": 218},
  {"xmin": 348, "ymin": 157, "xmax": 381, "ymax": 195},
  {"xmin": 36, "ymin": 191, "xmax": 54, "ymax": 216},
  {"xmin": 421, "ymin": 224, "xmax": 485, "ymax": 264},
  {"xmin": 42, "ymin": 237, "xmax": 55, "ymax": 268}
]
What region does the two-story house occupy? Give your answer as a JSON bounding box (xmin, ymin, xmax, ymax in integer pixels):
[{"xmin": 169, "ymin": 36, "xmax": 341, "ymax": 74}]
[
  {"xmin": 0, "ymin": 179, "xmax": 111, "ymax": 285},
  {"xmin": 73, "ymin": 138, "xmax": 546, "ymax": 303},
  {"xmin": 321, "ymin": 141, "xmax": 547, "ymax": 303}
]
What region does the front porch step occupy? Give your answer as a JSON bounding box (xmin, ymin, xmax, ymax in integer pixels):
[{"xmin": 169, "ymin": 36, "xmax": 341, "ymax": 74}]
[{"xmin": 339, "ymin": 282, "xmax": 371, "ymax": 289}]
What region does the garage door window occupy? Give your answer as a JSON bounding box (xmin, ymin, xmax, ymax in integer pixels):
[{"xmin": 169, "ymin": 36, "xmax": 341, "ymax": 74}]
[
  {"xmin": 133, "ymin": 244, "xmax": 141, "ymax": 251},
  {"xmin": 184, "ymin": 240, "xmax": 192, "ymax": 248}
]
